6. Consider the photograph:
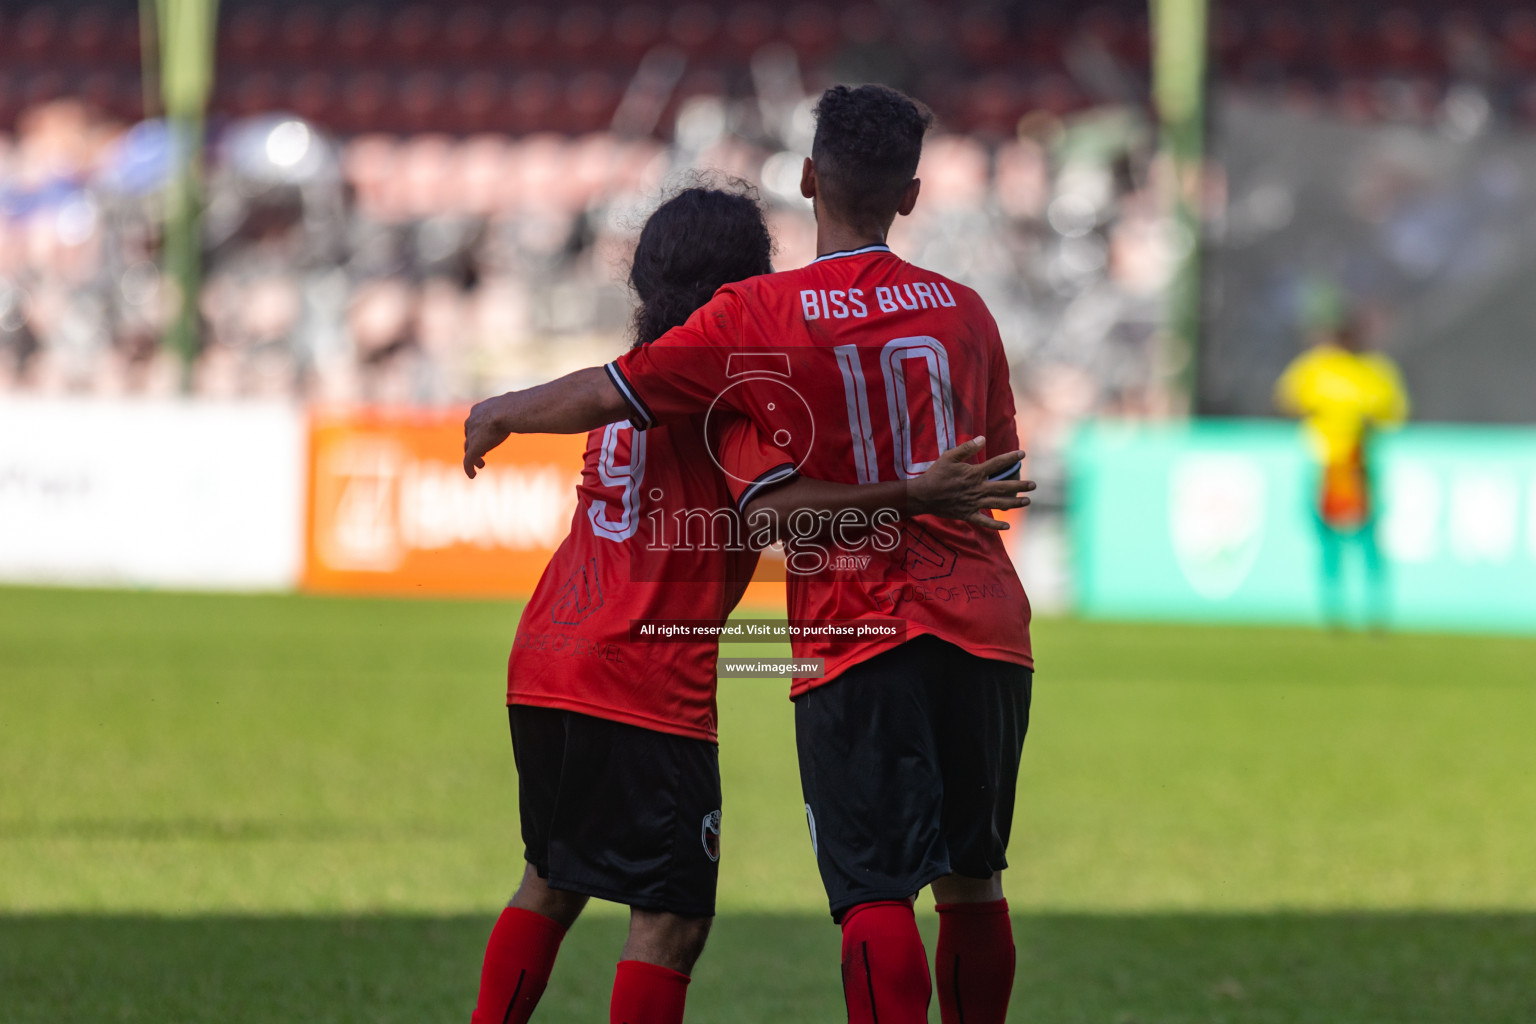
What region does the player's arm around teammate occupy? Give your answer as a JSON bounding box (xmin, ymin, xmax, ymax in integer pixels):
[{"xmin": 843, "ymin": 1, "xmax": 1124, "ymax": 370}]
[{"xmin": 743, "ymin": 436, "xmax": 1034, "ymax": 542}]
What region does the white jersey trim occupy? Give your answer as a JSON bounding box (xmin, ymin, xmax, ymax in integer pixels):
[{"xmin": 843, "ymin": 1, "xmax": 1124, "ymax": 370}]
[{"xmin": 810, "ymin": 244, "xmax": 893, "ymax": 264}]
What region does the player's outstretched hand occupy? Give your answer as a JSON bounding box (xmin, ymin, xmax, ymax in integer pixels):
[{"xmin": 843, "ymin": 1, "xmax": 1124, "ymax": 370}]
[
  {"xmin": 463, "ymin": 395, "xmax": 513, "ymax": 479},
  {"xmin": 909, "ymin": 436, "xmax": 1035, "ymax": 530}
]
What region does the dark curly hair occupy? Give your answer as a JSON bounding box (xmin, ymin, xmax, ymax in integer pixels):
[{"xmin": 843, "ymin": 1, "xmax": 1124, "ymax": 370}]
[
  {"xmin": 629, "ymin": 182, "xmax": 774, "ymax": 347},
  {"xmin": 811, "ymin": 84, "xmax": 934, "ymax": 236}
]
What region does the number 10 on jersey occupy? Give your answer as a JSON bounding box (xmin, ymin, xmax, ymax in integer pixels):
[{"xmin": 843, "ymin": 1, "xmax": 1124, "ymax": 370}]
[{"xmin": 834, "ymin": 337, "xmax": 957, "ymax": 483}]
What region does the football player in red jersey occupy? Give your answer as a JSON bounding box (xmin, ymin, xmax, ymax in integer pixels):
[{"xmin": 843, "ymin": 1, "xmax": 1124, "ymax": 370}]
[{"xmin": 467, "ymin": 182, "xmax": 1033, "ymax": 1024}]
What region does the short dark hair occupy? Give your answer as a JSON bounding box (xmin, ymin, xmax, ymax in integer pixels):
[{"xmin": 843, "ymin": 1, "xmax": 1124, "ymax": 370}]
[
  {"xmin": 629, "ymin": 181, "xmax": 773, "ymax": 347},
  {"xmin": 811, "ymin": 84, "xmax": 934, "ymax": 233}
]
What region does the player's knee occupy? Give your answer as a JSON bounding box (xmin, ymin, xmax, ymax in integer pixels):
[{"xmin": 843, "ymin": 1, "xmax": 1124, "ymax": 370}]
[
  {"xmin": 660, "ymin": 913, "xmax": 713, "ymax": 967},
  {"xmin": 626, "ymin": 910, "xmax": 713, "ymax": 974},
  {"xmin": 671, "ymin": 914, "xmax": 712, "ymax": 964},
  {"xmin": 509, "ymin": 863, "xmax": 588, "ymax": 930},
  {"xmin": 930, "ymin": 871, "xmax": 1003, "ymax": 904}
]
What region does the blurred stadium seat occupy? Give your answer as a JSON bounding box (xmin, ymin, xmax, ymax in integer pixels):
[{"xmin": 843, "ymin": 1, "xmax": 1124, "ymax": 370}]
[
  {"xmin": 4, "ymin": 0, "xmax": 1536, "ymax": 474},
  {"xmin": 6, "ymin": 0, "xmax": 1527, "ymax": 138}
]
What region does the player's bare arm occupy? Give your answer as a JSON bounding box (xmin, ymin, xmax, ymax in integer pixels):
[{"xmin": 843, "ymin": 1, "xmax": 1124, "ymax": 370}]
[
  {"xmin": 745, "ymin": 437, "xmax": 1034, "ymax": 544},
  {"xmin": 463, "ymin": 366, "xmax": 628, "ymax": 478}
]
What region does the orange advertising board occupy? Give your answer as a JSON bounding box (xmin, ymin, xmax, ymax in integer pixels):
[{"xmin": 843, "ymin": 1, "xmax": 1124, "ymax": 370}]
[
  {"xmin": 303, "ymin": 408, "xmax": 587, "ymax": 596},
  {"xmin": 301, "ymin": 407, "xmax": 789, "ymax": 608}
]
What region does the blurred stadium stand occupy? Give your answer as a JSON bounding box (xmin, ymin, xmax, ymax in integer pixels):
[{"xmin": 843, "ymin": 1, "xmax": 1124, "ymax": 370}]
[
  {"xmin": 11, "ymin": 1, "xmax": 1536, "ymax": 137},
  {"xmin": 0, "ymin": 1, "xmax": 1162, "ymax": 432},
  {"xmin": 3, "ymin": 0, "xmax": 1535, "ymax": 431}
]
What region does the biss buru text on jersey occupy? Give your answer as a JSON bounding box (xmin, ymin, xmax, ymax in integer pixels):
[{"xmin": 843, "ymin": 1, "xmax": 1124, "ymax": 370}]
[{"xmin": 799, "ymin": 282, "xmax": 959, "ymax": 321}]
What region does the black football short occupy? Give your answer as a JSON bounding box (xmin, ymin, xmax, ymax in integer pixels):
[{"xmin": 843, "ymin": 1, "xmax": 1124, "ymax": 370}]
[
  {"xmin": 509, "ymin": 705, "xmax": 722, "ymax": 918},
  {"xmin": 794, "ymin": 634, "xmax": 1032, "ymax": 921}
]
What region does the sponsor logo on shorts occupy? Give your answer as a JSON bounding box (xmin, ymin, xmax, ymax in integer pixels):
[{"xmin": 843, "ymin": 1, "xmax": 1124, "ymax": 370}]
[
  {"xmin": 701, "ymin": 809, "xmax": 721, "ymax": 862},
  {"xmin": 804, "ymin": 803, "xmax": 818, "ymax": 856}
]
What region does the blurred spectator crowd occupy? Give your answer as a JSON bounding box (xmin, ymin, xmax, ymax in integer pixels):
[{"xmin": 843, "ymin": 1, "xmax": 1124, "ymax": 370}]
[
  {"xmin": 6, "ymin": 0, "xmax": 1536, "ymax": 452},
  {"xmin": 8, "ymin": 1, "xmax": 1536, "ymax": 134},
  {"xmin": 0, "ymin": 88, "xmax": 1173, "ymax": 473}
]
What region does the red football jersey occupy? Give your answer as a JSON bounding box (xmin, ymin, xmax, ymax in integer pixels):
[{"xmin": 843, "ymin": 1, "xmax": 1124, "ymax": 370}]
[
  {"xmin": 508, "ymin": 414, "xmax": 788, "ymax": 741},
  {"xmin": 607, "ymin": 245, "xmax": 1032, "ymax": 694}
]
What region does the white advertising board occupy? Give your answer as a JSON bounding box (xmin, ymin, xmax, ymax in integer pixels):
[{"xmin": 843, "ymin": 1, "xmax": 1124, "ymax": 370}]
[{"xmin": 0, "ymin": 398, "xmax": 305, "ymax": 590}]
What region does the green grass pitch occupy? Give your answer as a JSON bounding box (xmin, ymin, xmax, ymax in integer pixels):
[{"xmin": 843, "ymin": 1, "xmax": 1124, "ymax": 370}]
[{"xmin": 2, "ymin": 586, "xmax": 1535, "ymax": 1022}]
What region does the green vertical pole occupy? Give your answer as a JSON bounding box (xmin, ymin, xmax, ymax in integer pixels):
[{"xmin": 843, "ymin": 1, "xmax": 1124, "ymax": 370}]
[
  {"xmin": 156, "ymin": 0, "xmax": 219, "ymax": 393},
  {"xmin": 139, "ymin": 0, "xmax": 160, "ymax": 120},
  {"xmin": 1151, "ymin": 0, "xmax": 1208, "ymax": 414}
]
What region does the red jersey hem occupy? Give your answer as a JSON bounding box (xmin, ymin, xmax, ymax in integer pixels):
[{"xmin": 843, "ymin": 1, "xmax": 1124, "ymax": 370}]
[
  {"xmin": 507, "ymin": 692, "xmax": 718, "ymax": 744},
  {"xmin": 788, "ymin": 626, "xmax": 1033, "ymax": 698}
]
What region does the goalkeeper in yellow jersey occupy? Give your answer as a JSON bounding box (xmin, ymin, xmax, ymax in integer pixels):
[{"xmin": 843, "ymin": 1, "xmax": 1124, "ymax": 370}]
[{"xmin": 1275, "ymin": 309, "xmax": 1409, "ymax": 630}]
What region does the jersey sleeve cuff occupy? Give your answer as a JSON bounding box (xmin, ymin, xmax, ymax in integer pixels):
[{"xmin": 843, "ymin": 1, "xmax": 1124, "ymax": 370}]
[
  {"xmin": 736, "ymin": 463, "xmax": 799, "ymax": 513},
  {"xmin": 988, "ymin": 460, "xmax": 1022, "ymax": 482},
  {"xmin": 604, "ymin": 361, "xmax": 657, "ymax": 431}
]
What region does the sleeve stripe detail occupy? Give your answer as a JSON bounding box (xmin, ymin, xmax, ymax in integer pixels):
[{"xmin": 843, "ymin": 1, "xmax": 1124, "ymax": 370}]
[
  {"xmin": 736, "ymin": 464, "xmax": 798, "ymax": 512},
  {"xmin": 988, "ymin": 460, "xmax": 1022, "ymax": 482},
  {"xmin": 604, "ymin": 362, "xmax": 656, "ymax": 430}
]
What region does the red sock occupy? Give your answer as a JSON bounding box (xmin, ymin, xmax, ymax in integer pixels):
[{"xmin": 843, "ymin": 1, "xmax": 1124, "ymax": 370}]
[
  {"xmin": 840, "ymin": 900, "xmax": 932, "ymax": 1024},
  {"xmin": 470, "ymin": 907, "xmax": 566, "ymax": 1024},
  {"xmin": 935, "ymin": 899, "xmax": 1015, "ymax": 1024},
  {"xmin": 610, "ymin": 959, "xmax": 690, "ymax": 1024}
]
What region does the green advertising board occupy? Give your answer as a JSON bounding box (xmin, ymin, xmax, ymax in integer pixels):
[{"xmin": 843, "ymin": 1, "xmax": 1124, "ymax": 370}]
[{"xmin": 1068, "ymin": 420, "xmax": 1536, "ymax": 633}]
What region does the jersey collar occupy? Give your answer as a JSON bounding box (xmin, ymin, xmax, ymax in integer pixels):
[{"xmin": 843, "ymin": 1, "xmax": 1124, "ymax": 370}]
[{"xmin": 810, "ymin": 243, "xmax": 893, "ymax": 264}]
